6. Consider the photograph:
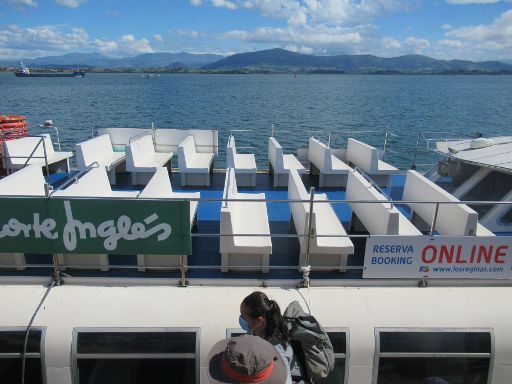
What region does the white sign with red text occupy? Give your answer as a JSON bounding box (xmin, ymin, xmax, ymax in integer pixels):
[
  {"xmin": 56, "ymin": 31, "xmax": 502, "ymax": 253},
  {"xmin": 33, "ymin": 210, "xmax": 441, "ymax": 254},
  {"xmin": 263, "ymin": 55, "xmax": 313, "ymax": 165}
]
[{"xmin": 363, "ymin": 236, "xmax": 512, "ymax": 279}]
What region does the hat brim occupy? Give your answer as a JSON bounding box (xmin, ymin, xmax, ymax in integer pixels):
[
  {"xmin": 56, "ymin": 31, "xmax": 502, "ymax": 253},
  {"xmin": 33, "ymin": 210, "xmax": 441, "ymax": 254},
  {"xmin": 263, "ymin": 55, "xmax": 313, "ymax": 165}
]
[{"xmin": 207, "ymin": 338, "xmax": 288, "ymax": 384}]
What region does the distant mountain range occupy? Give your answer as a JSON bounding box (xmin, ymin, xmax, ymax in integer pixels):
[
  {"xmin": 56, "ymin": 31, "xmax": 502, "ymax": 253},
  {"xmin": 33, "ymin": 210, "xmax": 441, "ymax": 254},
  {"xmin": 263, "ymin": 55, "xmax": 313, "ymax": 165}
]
[
  {"xmin": 2, "ymin": 48, "xmax": 511, "ymax": 74},
  {"xmin": 203, "ymin": 48, "xmax": 512, "ymax": 73},
  {"xmin": 0, "ymin": 52, "xmax": 223, "ymax": 69}
]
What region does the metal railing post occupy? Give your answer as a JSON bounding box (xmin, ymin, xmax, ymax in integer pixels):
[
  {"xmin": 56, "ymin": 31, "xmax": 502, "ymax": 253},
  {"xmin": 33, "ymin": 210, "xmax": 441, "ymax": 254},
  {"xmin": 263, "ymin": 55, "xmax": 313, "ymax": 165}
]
[
  {"xmin": 41, "ymin": 138, "xmax": 51, "ymax": 183},
  {"xmin": 411, "ymin": 132, "xmax": 420, "ymax": 170},
  {"xmin": 304, "ymin": 187, "xmax": 315, "ymax": 268},
  {"xmin": 179, "ymin": 255, "xmax": 188, "ymax": 287},
  {"xmin": 430, "ymin": 202, "xmax": 440, "ymax": 236},
  {"xmin": 383, "ymin": 125, "xmax": 389, "ymax": 160},
  {"xmin": 1, "ymin": 132, "xmax": 6, "ymax": 173},
  {"xmin": 327, "ymin": 129, "xmax": 331, "ymax": 148}
]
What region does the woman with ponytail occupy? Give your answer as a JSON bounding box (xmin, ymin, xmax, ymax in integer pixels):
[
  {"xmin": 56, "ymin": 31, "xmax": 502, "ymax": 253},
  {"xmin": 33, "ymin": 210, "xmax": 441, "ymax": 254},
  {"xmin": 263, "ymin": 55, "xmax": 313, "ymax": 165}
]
[{"xmin": 239, "ymin": 291, "xmax": 302, "ymax": 383}]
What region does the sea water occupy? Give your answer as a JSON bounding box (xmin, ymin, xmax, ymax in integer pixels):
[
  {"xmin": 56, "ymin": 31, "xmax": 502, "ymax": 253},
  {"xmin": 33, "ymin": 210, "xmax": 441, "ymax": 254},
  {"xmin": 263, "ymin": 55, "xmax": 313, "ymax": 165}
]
[{"xmin": 1, "ymin": 72, "xmax": 511, "ymax": 170}]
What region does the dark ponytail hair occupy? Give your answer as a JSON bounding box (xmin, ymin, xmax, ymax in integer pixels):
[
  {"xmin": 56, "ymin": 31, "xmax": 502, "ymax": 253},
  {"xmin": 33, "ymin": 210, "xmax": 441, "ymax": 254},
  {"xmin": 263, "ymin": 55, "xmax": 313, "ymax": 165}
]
[{"xmin": 242, "ymin": 291, "xmax": 291, "ymax": 347}]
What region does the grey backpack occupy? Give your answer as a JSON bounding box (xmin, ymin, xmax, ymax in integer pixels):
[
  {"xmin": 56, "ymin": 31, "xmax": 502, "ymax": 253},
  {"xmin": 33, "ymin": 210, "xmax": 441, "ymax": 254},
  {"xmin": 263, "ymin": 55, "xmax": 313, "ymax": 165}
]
[{"xmin": 283, "ymin": 301, "xmax": 335, "ymax": 383}]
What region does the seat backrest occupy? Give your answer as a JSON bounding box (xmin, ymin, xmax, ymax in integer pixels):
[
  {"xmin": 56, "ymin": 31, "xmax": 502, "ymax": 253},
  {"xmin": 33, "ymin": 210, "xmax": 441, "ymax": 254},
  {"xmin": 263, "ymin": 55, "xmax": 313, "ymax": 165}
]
[
  {"xmin": 403, "ymin": 170, "xmax": 478, "ymax": 235},
  {"xmin": 59, "ymin": 167, "xmax": 112, "ymax": 197},
  {"xmin": 76, "ymin": 134, "xmax": 114, "ymax": 170},
  {"xmin": 126, "ymin": 134, "xmax": 155, "ymax": 168},
  {"xmin": 268, "ymin": 137, "xmax": 284, "ymax": 171},
  {"xmin": 221, "ymin": 168, "xmax": 240, "ymax": 226},
  {"xmin": 0, "ymin": 165, "xmax": 47, "ymax": 196},
  {"xmin": 226, "ymin": 135, "xmax": 236, "ymax": 168},
  {"xmin": 288, "ymin": 169, "xmax": 313, "ymax": 241},
  {"xmin": 346, "ymin": 138, "xmax": 378, "ymax": 172},
  {"xmin": 308, "ymin": 137, "xmax": 332, "ymax": 171},
  {"xmin": 4, "ymin": 134, "xmax": 55, "ymax": 166},
  {"xmin": 346, "ymin": 171, "xmax": 400, "ymax": 235},
  {"xmin": 139, "ymin": 168, "xmax": 173, "ymax": 198},
  {"xmin": 178, "ymin": 136, "xmax": 197, "ymax": 169}
]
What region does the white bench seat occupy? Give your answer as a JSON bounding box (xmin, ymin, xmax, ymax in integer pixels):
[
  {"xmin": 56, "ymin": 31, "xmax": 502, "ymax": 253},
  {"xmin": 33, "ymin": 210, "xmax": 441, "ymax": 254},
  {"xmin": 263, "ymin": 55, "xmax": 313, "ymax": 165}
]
[
  {"xmin": 308, "ymin": 137, "xmax": 351, "ymax": 187},
  {"xmin": 178, "ymin": 136, "xmax": 214, "ymax": 186},
  {"xmin": 346, "ymin": 170, "xmax": 421, "ymax": 236},
  {"xmin": 403, "ymin": 170, "xmax": 494, "ymax": 236},
  {"xmin": 220, "ymin": 168, "xmax": 272, "ymax": 272},
  {"xmin": 288, "ymin": 169, "xmax": 354, "ymax": 271},
  {"xmin": 3, "ymin": 134, "xmax": 72, "ymax": 174},
  {"xmin": 76, "ymin": 134, "xmax": 126, "ymax": 184},
  {"xmin": 137, "ymin": 168, "xmax": 200, "ymax": 271},
  {"xmin": 53, "ymin": 167, "xmax": 138, "ymax": 198},
  {"xmin": 346, "ymin": 138, "xmax": 398, "ymax": 187},
  {"xmin": 126, "ymin": 134, "xmax": 173, "ymax": 185},
  {"xmin": 227, "ymin": 135, "xmax": 257, "ymax": 187},
  {"xmin": 269, "ymin": 137, "xmax": 305, "ymax": 187}
]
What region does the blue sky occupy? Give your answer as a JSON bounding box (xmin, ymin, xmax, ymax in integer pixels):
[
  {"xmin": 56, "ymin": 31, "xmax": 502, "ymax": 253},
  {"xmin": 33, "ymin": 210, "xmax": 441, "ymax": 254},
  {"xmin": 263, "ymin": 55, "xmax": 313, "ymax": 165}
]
[{"xmin": 0, "ymin": 0, "xmax": 511, "ymax": 61}]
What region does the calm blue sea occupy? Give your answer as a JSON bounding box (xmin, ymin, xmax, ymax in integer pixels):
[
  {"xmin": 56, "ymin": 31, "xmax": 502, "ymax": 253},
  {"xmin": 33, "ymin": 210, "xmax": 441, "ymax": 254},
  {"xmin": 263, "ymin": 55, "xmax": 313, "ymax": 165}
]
[{"xmin": 1, "ymin": 72, "xmax": 511, "ymax": 170}]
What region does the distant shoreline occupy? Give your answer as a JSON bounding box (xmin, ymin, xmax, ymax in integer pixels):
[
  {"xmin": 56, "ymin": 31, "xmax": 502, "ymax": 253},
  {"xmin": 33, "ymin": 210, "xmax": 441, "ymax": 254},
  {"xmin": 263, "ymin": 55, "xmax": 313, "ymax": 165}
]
[{"xmin": 2, "ymin": 68, "xmax": 511, "ymax": 75}]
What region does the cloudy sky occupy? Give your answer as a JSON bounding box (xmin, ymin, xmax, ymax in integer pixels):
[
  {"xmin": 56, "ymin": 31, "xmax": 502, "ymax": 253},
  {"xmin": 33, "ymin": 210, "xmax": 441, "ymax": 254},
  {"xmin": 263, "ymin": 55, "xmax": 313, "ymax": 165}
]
[{"xmin": 0, "ymin": 0, "xmax": 511, "ymax": 61}]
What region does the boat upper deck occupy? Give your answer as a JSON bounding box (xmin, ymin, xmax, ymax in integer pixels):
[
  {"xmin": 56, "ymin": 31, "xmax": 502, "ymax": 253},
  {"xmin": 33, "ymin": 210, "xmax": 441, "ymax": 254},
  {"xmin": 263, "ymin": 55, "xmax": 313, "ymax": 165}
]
[{"xmin": 0, "ymin": 128, "xmax": 510, "ymax": 287}]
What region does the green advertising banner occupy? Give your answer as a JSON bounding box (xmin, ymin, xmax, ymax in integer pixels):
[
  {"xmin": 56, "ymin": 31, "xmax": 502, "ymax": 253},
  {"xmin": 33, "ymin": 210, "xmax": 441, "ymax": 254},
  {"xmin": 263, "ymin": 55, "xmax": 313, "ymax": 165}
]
[{"xmin": 0, "ymin": 197, "xmax": 191, "ymax": 255}]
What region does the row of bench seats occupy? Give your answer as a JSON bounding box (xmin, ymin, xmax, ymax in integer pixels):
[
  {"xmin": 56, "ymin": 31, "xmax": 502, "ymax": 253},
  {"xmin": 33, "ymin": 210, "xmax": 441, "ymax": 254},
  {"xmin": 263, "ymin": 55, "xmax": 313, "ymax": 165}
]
[
  {"xmin": 0, "ymin": 163, "xmax": 494, "ymax": 272},
  {"xmin": 0, "ymin": 165, "xmax": 200, "ymax": 271},
  {"xmin": 307, "ymin": 137, "xmax": 399, "ymax": 188},
  {"xmin": 78, "ymin": 133, "xmax": 214, "ymax": 187}
]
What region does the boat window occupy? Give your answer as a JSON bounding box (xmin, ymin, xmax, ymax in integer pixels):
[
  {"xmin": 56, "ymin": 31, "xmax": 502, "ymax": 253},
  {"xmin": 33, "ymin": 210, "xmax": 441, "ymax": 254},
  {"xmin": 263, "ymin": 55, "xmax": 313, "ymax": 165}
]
[
  {"xmin": 0, "ymin": 328, "xmax": 45, "ymax": 384},
  {"xmin": 375, "ymin": 329, "xmax": 493, "ymax": 384},
  {"xmin": 324, "ymin": 330, "xmax": 348, "ymax": 384},
  {"xmin": 73, "ymin": 328, "xmax": 199, "ymax": 384},
  {"xmin": 499, "ymin": 207, "xmax": 512, "ymax": 225}
]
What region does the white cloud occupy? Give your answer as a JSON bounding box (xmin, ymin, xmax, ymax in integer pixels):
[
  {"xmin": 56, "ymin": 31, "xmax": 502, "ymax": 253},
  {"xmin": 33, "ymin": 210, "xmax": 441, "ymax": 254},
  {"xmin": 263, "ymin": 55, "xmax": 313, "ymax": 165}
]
[
  {"xmin": 6, "ymin": 0, "xmax": 37, "ymax": 10},
  {"xmin": 220, "ymin": 25, "xmax": 363, "ymax": 48},
  {"xmin": 284, "ymin": 44, "xmax": 314, "ymax": 54},
  {"xmin": 55, "ymin": 0, "xmax": 86, "ymax": 8},
  {"xmin": 404, "ymin": 37, "xmax": 431, "ymax": 52},
  {"xmin": 446, "ymin": 0, "xmax": 499, "ymax": 4},
  {"xmin": 153, "ymin": 34, "xmax": 164, "ymax": 42},
  {"xmin": 438, "ymin": 39, "xmax": 463, "ymax": 47},
  {"xmin": 191, "ymin": 0, "xmax": 414, "ymax": 26},
  {"xmin": 441, "ymin": 24, "xmax": 452, "ymax": 30},
  {"xmin": 382, "ymin": 36, "xmax": 401, "ymax": 49},
  {"xmin": 447, "ymin": 9, "xmax": 512, "ymax": 43},
  {"xmin": 0, "ymin": 24, "xmax": 154, "ymax": 58},
  {"xmin": 211, "ymin": 0, "xmax": 236, "ymax": 9}
]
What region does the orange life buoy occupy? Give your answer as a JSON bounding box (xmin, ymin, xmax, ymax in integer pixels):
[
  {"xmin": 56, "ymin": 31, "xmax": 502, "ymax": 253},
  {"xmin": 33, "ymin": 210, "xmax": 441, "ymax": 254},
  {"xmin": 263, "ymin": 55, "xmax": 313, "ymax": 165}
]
[
  {"xmin": 0, "ymin": 122, "xmax": 27, "ymax": 130},
  {"xmin": 0, "ymin": 115, "xmax": 26, "ymax": 124}
]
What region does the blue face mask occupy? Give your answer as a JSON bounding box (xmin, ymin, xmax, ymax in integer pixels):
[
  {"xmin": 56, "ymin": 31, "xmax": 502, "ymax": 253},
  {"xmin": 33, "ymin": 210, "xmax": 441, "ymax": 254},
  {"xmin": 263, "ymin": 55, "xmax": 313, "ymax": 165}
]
[{"xmin": 239, "ymin": 315, "xmax": 250, "ymax": 332}]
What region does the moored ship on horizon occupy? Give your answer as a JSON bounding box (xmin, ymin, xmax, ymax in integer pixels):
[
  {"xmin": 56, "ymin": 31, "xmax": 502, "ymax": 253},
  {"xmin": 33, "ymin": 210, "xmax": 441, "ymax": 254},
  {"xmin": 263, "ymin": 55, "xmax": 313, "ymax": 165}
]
[{"xmin": 14, "ymin": 62, "xmax": 85, "ymax": 78}]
